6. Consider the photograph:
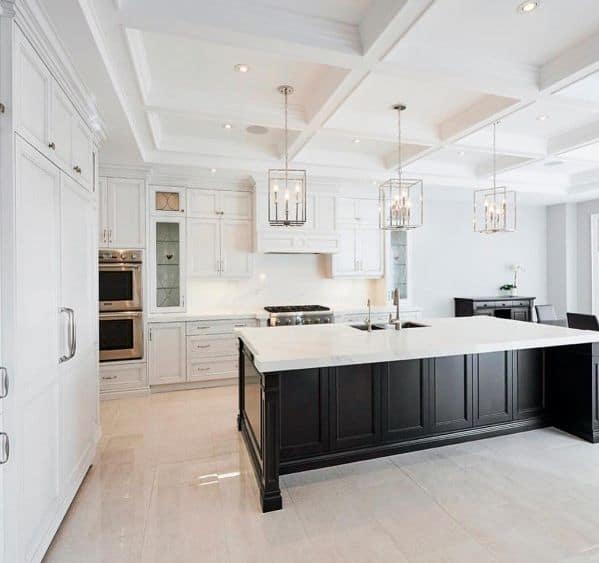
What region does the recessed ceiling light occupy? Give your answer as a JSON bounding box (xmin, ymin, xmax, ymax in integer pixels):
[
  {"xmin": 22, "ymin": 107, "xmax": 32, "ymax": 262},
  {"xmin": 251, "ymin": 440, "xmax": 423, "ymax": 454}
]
[
  {"xmin": 234, "ymin": 64, "xmax": 249, "ymax": 73},
  {"xmin": 537, "ymin": 114, "xmax": 548, "ymax": 121},
  {"xmin": 223, "ymin": 123, "xmax": 232, "ymax": 129},
  {"xmin": 544, "ymin": 160, "xmax": 563, "ymax": 167},
  {"xmin": 246, "ymin": 125, "xmax": 269, "ymax": 135},
  {"xmin": 210, "ymin": 168, "xmax": 217, "ymax": 173},
  {"xmin": 353, "ymin": 138, "xmax": 361, "ymax": 144},
  {"xmin": 517, "ymin": 1, "xmax": 539, "ymax": 13}
]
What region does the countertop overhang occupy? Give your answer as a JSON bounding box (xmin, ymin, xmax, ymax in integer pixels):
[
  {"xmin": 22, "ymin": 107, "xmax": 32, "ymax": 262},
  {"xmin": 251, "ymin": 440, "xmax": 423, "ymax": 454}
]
[{"xmin": 235, "ymin": 316, "xmax": 599, "ymax": 373}]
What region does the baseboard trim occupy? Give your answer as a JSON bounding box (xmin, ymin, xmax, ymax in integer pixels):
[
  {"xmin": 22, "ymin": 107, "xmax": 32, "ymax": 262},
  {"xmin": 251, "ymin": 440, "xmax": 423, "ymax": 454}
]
[
  {"xmin": 280, "ymin": 416, "xmax": 551, "ymax": 475},
  {"xmin": 150, "ymin": 378, "xmax": 236, "ymax": 393}
]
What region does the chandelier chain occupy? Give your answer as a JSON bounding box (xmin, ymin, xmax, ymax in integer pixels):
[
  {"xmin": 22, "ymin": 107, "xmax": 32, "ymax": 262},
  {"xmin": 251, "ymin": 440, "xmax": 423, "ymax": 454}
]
[
  {"xmin": 397, "ymin": 106, "xmax": 402, "ymax": 184},
  {"xmin": 284, "ymin": 88, "xmax": 289, "ymax": 172}
]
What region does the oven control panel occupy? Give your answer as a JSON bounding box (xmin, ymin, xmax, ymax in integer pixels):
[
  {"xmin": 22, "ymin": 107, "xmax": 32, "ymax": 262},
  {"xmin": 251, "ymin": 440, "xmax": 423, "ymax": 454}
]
[{"xmin": 99, "ymin": 249, "xmax": 143, "ymax": 263}]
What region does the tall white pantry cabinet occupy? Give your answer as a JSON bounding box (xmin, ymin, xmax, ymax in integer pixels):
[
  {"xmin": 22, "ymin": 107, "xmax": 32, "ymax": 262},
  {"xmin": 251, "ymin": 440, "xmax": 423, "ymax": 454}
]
[{"xmin": 0, "ymin": 5, "xmax": 100, "ymax": 563}]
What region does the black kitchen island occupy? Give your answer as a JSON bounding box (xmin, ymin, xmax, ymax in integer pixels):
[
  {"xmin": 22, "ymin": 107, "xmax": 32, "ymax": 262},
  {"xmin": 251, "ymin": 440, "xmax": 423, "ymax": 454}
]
[{"xmin": 236, "ymin": 318, "xmax": 599, "ymax": 512}]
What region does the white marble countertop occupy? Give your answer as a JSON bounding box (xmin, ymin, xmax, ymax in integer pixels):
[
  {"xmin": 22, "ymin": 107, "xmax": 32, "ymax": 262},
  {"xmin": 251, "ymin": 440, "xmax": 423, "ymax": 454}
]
[{"xmin": 235, "ymin": 316, "xmax": 599, "ymax": 373}]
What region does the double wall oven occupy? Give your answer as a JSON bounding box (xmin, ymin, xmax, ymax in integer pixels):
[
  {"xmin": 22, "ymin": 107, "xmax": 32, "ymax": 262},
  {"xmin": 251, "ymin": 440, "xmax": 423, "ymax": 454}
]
[{"xmin": 99, "ymin": 250, "xmax": 144, "ymax": 362}]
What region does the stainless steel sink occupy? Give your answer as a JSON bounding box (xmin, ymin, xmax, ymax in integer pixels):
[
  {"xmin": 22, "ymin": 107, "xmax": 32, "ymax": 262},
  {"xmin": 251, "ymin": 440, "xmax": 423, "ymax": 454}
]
[
  {"xmin": 401, "ymin": 322, "xmax": 429, "ymax": 329},
  {"xmin": 350, "ymin": 322, "xmax": 430, "ymax": 331}
]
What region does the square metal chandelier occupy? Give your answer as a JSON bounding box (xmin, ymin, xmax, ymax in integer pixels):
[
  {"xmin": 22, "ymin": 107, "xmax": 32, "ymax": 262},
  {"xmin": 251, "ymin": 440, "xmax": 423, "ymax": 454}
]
[
  {"xmin": 379, "ymin": 177, "xmax": 423, "ymax": 230},
  {"xmin": 268, "ymin": 168, "xmax": 307, "ymax": 226},
  {"xmin": 268, "ymin": 85, "xmax": 307, "ymax": 226},
  {"xmin": 473, "ymin": 186, "xmax": 517, "ymax": 233}
]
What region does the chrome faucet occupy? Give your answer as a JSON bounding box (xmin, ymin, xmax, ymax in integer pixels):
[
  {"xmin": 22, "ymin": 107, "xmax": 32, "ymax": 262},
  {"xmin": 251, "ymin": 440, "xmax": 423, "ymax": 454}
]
[
  {"xmin": 390, "ymin": 288, "xmax": 401, "ymax": 330},
  {"xmin": 366, "ymin": 298, "xmax": 372, "ymax": 332}
]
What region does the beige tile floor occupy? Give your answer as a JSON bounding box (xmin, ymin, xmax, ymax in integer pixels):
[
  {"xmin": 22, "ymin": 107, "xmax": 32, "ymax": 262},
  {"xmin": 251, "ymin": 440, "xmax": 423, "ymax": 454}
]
[{"xmin": 44, "ymin": 386, "xmax": 599, "ymax": 563}]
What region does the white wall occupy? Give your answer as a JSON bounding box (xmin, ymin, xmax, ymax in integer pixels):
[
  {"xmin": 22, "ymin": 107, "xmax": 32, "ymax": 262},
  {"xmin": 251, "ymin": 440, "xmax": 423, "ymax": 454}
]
[
  {"xmin": 409, "ymin": 199, "xmax": 548, "ymax": 317},
  {"xmin": 576, "ymin": 199, "xmax": 599, "ymax": 313},
  {"xmin": 546, "ymin": 203, "xmax": 578, "ymax": 318},
  {"xmin": 187, "ymin": 195, "xmax": 549, "ymax": 318}
]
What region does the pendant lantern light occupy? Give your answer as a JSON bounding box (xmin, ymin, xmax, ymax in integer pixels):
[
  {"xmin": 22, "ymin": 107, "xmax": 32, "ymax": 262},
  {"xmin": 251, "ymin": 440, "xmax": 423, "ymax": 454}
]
[
  {"xmin": 268, "ymin": 85, "xmax": 307, "ymax": 226},
  {"xmin": 473, "ymin": 121, "xmax": 517, "ymax": 233},
  {"xmin": 379, "ymin": 104, "xmax": 423, "ymax": 231}
]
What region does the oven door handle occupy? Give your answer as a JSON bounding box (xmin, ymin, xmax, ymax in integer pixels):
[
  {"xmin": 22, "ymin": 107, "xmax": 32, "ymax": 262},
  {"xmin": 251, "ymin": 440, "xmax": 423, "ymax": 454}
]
[
  {"xmin": 99, "ymin": 264, "xmax": 141, "ymax": 270},
  {"xmin": 100, "ymin": 311, "xmax": 143, "ymax": 319},
  {"xmin": 59, "ymin": 307, "xmax": 76, "ymax": 363}
]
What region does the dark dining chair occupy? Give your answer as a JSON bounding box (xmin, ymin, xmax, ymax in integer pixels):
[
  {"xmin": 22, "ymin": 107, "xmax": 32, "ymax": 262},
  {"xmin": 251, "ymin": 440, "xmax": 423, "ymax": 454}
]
[
  {"xmin": 567, "ymin": 313, "xmax": 599, "ymax": 331},
  {"xmin": 535, "ymin": 305, "xmax": 558, "ymax": 323}
]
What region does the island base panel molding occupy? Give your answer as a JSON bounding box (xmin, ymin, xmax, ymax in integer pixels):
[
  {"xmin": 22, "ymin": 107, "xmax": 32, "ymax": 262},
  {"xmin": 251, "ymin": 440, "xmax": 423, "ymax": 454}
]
[{"xmin": 239, "ymin": 343, "xmax": 597, "ymax": 512}]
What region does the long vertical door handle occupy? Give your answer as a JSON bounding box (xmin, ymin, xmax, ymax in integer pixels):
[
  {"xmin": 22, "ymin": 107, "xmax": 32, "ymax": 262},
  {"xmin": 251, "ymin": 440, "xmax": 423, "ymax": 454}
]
[
  {"xmin": 59, "ymin": 308, "xmax": 76, "ymax": 362},
  {"xmin": 0, "ymin": 367, "xmax": 8, "ymax": 398},
  {"xmin": 0, "ymin": 432, "xmax": 9, "ymax": 464}
]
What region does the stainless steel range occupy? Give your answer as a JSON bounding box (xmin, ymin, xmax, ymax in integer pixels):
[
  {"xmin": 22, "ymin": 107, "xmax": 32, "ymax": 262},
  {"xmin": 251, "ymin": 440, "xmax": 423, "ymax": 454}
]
[{"xmin": 265, "ymin": 305, "xmax": 334, "ymax": 327}]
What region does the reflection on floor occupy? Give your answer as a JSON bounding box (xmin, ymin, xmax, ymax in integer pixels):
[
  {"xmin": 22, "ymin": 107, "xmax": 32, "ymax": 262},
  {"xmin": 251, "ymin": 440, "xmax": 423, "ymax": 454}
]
[{"xmin": 44, "ymin": 386, "xmax": 599, "ymax": 562}]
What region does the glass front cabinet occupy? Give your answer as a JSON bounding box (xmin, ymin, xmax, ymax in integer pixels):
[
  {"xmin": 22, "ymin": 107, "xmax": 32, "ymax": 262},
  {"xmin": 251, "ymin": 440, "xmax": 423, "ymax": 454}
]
[{"xmin": 150, "ymin": 217, "xmax": 186, "ymax": 312}]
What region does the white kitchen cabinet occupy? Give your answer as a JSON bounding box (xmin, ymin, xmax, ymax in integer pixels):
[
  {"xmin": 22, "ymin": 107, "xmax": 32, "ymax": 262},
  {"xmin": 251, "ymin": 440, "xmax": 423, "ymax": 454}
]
[
  {"xmin": 49, "ymin": 82, "xmax": 73, "ymax": 172},
  {"xmin": 150, "ymin": 217, "xmax": 186, "ymax": 312},
  {"xmin": 187, "ymin": 189, "xmax": 252, "ymax": 220},
  {"xmin": 98, "ymin": 177, "xmax": 145, "ymax": 248},
  {"xmin": 3, "ymin": 138, "xmax": 98, "ymax": 563},
  {"xmin": 187, "ymin": 219, "xmax": 220, "ymax": 277},
  {"xmin": 330, "ymin": 226, "xmax": 383, "ymax": 278},
  {"xmin": 70, "ymin": 115, "xmax": 93, "ymax": 189},
  {"xmin": 100, "ymin": 361, "xmax": 148, "ymax": 394},
  {"xmin": 335, "ymin": 197, "xmax": 379, "ymax": 227},
  {"xmin": 187, "ymin": 204, "xmax": 253, "ymax": 279},
  {"xmin": 13, "ymin": 26, "xmax": 52, "ymax": 156},
  {"xmin": 150, "ymin": 185, "xmax": 186, "ymax": 216},
  {"xmin": 221, "ymin": 219, "xmax": 253, "ymax": 278},
  {"xmin": 148, "ymin": 323, "xmax": 186, "ymax": 385}
]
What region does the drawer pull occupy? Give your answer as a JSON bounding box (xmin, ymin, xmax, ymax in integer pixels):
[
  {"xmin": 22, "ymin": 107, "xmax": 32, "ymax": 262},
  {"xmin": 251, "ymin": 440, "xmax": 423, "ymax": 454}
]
[
  {"xmin": 48, "ymin": 142, "xmax": 56, "ymax": 150},
  {"xmin": 102, "ymin": 375, "xmax": 117, "ymax": 380},
  {"xmin": 196, "ymin": 367, "xmax": 211, "ymax": 372},
  {"xmin": 196, "ymin": 344, "xmax": 211, "ymax": 349}
]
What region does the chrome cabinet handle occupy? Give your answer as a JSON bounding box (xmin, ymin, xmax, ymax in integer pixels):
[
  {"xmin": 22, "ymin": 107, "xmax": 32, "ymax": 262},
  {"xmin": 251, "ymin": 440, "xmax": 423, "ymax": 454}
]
[
  {"xmin": 73, "ymin": 165, "xmax": 82, "ymax": 174},
  {"xmin": 197, "ymin": 367, "xmax": 211, "ymax": 372},
  {"xmin": 108, "ymin": 229, "xmax": 112, "ymax": 244},
  {"xmin": 102, "ymin": 375, "xmax": 117, "ymax": 380},
  {"xmin": 48, "ymin": 142, "xmax": 56, "ymax": 150},
  {"xmin": 59, "ymin": 307, "xmax": 76, "ymax": 363},
  {"xmin": 103, "ymin": 229, "xmax": 107, "ymax": 244},
  {"xmin": 196, "ymin": 344, "xmax": 211, "ymax": 349},
  {"xmin": 0, "ymin": 367, "xmax": 8, "ymax": 399},
  {"xmin": 0, "ymin": 432, "xmax": 9, "ymax": 464}
]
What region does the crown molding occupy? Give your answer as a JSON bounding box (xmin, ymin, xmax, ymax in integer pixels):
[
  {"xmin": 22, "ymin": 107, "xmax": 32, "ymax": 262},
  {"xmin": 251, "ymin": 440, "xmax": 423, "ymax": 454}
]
[{"xmin": 0, "ymin": 1, "xmax": 16, "ymax": 18}]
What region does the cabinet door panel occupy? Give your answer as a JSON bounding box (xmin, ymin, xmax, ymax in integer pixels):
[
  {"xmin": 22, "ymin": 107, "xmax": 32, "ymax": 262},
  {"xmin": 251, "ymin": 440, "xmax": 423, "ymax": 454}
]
[
  {"xmin": 382, "ymin": 360, "xmax": 430, "ymax": 441},
  {"xmin": 14, "ymin": 30, "xmax": 51, "ymax": 153},
  {"xmin": 280, "ymin": 369, "xmax": 329, "ymax": 460},
  {"xmin": 59, "ymin": 174, "xmax": 97, "ymax": 491},
  {"xmin": 148, "ymin": 323, "xmax": 186, "ymax": 385},
  {"xmin": 221, "ymin": 220, "xmax": 252, "ymax": 278},
  {"xmin": 109, "ymin": 179, "xmax": 145, "ymax": 248},
  {"xmin": 431, "ymin": 356, "xmax": 473, "ymax": 433},
  {"xmin": 50, "ymin": 83, "xmax": 73, "ymax": 171},
  {"xmin": 14, "ymin": 139, "xmax": 62, "ymax": 561},
  {"xmin": 221, "ymin": 191, "xmax": 251, "ymax": 220},
  {"xmin": 331, "ymin": 229, "xmax": 356, "ymax": 276},
  {"xmin": 98, "ymin": 178, "xmax": 109, "ymax": 247},
  {"xmin": 335, "ymin": 197, "xmax": 357, "ymax": 225},
  {"xmin": 187, "ymin": 219, "xmax": 220, "ymax": 278},
  {"xmin": 514, "ymin": 349, "xmax": 546, "ymax": 419},
  {"xmin": 70, "ymin": 117, "xmax": 93, "ymax": 190},
  {"xmin": 187, "ymin": 190, "xmax": 219, "ymax": 218},
  {"xmin": 357, "ymin": 199, "xmax": 379, "ymax": 225},
  {"xmin": 331, "ymin": 364, "xmax": 380, "ymax": 450},
  {"xmin": 358, "ymin": 227, "xmax": 383, "ymax": 277},
  {"xmin": 474, "ymin": 352, "xmax": 513, "ymax": 426}
]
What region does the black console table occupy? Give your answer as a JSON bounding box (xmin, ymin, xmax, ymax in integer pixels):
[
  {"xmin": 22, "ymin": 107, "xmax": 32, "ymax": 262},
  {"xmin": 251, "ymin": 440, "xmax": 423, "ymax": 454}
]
[{"xmin": 455, "ymin": 296, "xmax": 535, "ymax": 322}]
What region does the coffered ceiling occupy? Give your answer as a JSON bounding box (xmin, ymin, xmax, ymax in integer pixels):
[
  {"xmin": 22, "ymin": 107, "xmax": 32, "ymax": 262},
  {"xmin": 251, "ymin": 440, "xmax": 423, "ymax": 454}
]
[{"xmin": 39, "ymin": 0, "xmax": 599, "ymax": 200}]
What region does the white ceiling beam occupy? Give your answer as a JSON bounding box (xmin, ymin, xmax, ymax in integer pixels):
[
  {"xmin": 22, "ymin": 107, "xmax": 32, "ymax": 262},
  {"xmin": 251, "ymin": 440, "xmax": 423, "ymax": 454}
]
[
  {"xmin": 286, "ymin": 0, "xmax": 436, "ymax": 161},
  {"xmin": 540, "ymin": 32, "xmax": 599, "ymax": 92},
  {"xmin": 548, "ymin": 120, "xmax": 599, "ymax": 156},
  {"xmin": 144, "ymin": 103, "xmax": 306, "ymax": 132},
  {"xmin": 438, "ymin": 95, "xmax": 523, "ymax": 143},
  {"xmin": 117, "ymin": 0, "xmax": 362, "ymax": 68}
]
